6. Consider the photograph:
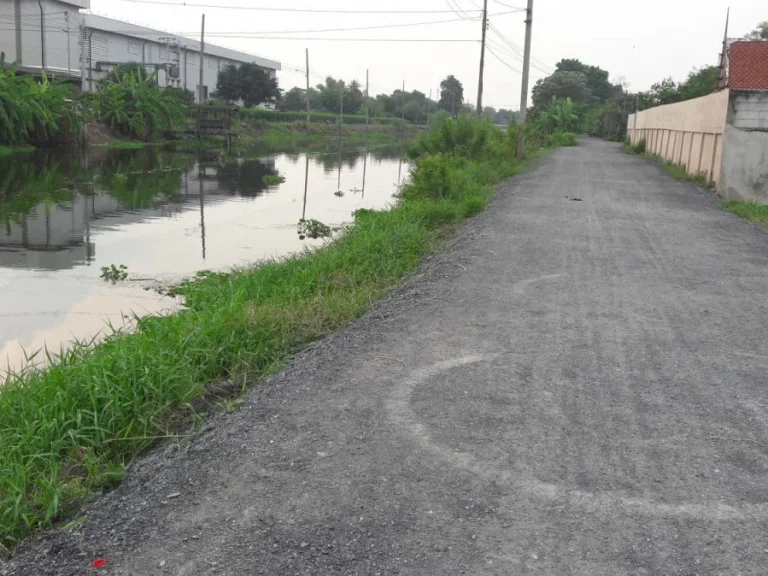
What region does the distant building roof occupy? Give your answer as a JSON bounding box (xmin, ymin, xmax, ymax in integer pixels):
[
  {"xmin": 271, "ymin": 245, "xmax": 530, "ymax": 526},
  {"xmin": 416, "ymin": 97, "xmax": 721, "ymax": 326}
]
[
  {"xmin": 729, "ymin": 41, "xmax": 768, "ymax": 91},
  {"xmin": 83, "ymin": 14, "xmax": 281, "ymax": 71}
]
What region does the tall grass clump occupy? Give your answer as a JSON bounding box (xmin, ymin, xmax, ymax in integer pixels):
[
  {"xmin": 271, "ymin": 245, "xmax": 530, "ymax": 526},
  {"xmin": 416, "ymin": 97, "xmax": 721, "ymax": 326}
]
[{"xmin": 0, "ymin": 115, "xmax": 573, "ymax": 550}]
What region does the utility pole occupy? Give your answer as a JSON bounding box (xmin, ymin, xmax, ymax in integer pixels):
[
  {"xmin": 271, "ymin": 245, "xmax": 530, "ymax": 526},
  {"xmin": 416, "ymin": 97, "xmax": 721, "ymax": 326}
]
[
  {"xmin": 38, "ymin": 0, "xmax": 46, "ymax": 71},
  {"xmin": 14, "ymin": 0, "xmax": 22, "ymax": 65},
  {"xmin": 476, "ymin": 0, "xmax": 488, "ymax": 116},
  {"xmin": 80, "ymin": 21, "xmax": 86, "ymax": 91},
  {"xmin": 305, "ymin": 48, "xmax": 311, "ymax": 123},
  {"xmin": 198, "ymin": 14, "xmax": 205, "ymax": 104},
  {"xmin": 401, "ymin": 80, "xmax": 405, "ymax": 121},
  {"xmin": 65, "ymin": 11, "xmax": 71, "ymax": 76},
  {"xmin": 516, "ymin": 0, "xmax": 534, "ymax": 158},
  {"xmin": 428, "ymin": 89, "xmax": 432, "ymax": 125},
  {"xmin": 339, "ymin": 83, "xmax": 344, "ymax": 136}
]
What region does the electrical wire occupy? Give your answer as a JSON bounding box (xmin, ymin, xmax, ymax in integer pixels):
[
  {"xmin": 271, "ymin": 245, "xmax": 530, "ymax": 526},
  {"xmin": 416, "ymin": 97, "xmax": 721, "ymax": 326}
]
[
  {"xmin": 444, "ymin": 0, "xmax": 476, "ymax": 20},
  {"xmin": 491, "ymin": 0, "xmax": 525, "ymax": 10},
  {"xmin": 1, "ymin": 12, "xmax": 531, "ymax": 39},
  {"xmin": 487, "ymin": 21, "xmax": 553, "ymax": 74},
  {"xmin": 105, "ymin": 0, "xmax": 486, "ymax": 14},
  {"xmin": 486, "ymin": 45, "xmax": 521, "ymax": 73}
]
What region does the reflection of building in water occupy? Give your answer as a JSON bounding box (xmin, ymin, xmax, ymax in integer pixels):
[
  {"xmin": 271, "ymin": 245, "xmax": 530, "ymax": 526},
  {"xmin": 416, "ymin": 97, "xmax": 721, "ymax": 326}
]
[{"xmin": 0, "ymin": 158, "xmax": 278, "ymax": 271}]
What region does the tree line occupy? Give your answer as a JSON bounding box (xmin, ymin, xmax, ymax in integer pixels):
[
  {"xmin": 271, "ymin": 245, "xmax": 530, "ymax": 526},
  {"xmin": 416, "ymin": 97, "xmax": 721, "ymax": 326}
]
[
  {"xmin": 528, "ymin": 20, "xmax": 767, "ymax": 140},
  {"xmin": 212, "ymin": 66, "xmax": 516, "ymax": 125}
]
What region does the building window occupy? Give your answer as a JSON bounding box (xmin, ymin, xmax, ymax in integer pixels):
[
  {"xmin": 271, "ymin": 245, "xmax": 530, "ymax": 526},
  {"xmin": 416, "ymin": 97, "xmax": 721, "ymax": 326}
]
[
  {"xmin": 128, "ymin": 39, "xmax": 141, "ymax": 55},
  {"xmin": 91, "ymin": 35, "xmax": 108, "ymax": 63},
  {"xmin": 187, "ymin": 52, "xmax": 197, "ymax": 65}
]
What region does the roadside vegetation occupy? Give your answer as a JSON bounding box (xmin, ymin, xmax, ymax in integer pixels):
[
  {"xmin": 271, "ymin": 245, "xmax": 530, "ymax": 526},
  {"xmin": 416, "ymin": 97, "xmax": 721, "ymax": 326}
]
[
  {"xmin": 0, "ymin": 116, "xmax": 575, "ymax": 550},
  {"xmin": 622, "ymin": 138, "xmax": 714, "ymax": 188},
  {"xmin": 721, "ymin": 202, "xmax": 768, "ymax": 227}
]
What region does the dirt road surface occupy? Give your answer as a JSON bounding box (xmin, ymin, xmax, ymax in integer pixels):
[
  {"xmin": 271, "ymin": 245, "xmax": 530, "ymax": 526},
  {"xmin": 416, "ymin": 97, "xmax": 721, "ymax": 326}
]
[{"xmin": 6, "ymin": 139, "xmax": 768, "ymax": 575}]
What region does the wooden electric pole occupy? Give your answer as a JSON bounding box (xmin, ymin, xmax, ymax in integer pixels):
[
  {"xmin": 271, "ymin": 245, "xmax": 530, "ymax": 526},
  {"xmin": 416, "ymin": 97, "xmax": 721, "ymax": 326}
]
[
  {"xmin": 198, "ymin": 14, "xmax": 205, "ymax": 103},
  {"xmin": 516, "ymin": 0, "xmax": 533, "ymax": 158},
  {"xmin": 476, "ymin": 0, "xmax": 488, "ymax": 116},
  {"xmin": 305, "ymin": 48, "xmax": 311, "ymax": 123}
]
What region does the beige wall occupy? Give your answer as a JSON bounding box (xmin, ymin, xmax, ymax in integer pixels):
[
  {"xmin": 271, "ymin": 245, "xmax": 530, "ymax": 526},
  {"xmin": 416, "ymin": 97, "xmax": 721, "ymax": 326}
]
[{"xmin": 627, "ymin": 90, "xmax": 730, "ymax": 188}]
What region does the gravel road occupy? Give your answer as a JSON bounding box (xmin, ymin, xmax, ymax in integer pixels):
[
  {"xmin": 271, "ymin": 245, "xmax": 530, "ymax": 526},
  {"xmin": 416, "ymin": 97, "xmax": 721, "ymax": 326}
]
[{"xmin": 6, "ymin": 138, "xmax": 768, "ymax": 575}]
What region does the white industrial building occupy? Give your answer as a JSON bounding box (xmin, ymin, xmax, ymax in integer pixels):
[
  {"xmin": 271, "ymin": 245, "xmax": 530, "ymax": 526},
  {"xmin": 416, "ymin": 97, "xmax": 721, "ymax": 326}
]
[{"xmin": 0, "ymin": 0, "xmax": 281, "ymax": 102}]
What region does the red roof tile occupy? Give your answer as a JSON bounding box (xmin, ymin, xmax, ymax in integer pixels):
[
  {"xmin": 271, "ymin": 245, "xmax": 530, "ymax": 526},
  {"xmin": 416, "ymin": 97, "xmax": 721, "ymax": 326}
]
[{"xmin": 730, "ymin": 41, "xmax": 768, "ymax": 90}]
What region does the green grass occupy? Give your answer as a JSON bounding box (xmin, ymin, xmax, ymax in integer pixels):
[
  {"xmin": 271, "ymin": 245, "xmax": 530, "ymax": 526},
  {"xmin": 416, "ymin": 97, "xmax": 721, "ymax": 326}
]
[
  {"xmin": 623, "ymin": 139, "xmax": 714, "ymax": 189},
  {"xmin": 0, "ymin": 117, "xmax": 564, "ymax": 550},
  {"xmin": 721, "ymin": 201, "xmax": 768, "ymax": 226}
]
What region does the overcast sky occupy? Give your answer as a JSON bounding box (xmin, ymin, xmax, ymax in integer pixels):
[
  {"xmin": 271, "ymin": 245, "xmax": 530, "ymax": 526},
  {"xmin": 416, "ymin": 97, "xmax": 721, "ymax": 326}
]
[{"xmin": 91, "ymin": 0, "xmax": 764, "ymax": 109}]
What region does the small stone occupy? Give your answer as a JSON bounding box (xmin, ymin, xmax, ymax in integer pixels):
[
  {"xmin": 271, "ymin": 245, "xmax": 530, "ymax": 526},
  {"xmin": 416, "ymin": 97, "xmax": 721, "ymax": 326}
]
[
  {"xmin": 159, "ymin": 560, "xmax": 166, "ymax": 568},
  {"xmin": 167, "ymin": 493, "xmax": 182, "ymax": 499}
]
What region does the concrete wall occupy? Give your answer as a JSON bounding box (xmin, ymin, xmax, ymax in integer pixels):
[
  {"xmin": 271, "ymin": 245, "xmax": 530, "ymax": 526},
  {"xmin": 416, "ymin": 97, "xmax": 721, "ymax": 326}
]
[
  {"xmin": 627, "ymin": 90, "xmax": 730, "ymax": 187},
  {"xmin": 0, "ymin": 0, "xmax": 85, "ymax": 74},
  {"xmin": 720, "ymin": 92, "xmax": 768, "ymax": 201}
]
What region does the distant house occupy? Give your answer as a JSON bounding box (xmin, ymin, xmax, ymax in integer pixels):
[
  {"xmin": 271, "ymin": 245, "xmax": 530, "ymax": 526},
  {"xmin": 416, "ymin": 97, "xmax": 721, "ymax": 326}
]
[{"xmin": 0, "ymin": 0, "xmax": 281, "ymax": 103}]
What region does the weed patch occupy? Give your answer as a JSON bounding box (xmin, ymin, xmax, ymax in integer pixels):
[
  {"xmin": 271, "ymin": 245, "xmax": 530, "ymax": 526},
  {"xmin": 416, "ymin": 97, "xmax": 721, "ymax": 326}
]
[{"xmin": 721, "ymin": 202, "xmax": 768, "ymax": 227}]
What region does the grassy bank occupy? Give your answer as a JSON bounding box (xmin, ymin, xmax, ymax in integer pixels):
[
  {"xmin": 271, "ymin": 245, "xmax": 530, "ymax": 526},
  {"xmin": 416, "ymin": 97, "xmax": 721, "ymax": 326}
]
[
  {"xmin": 721, "ymin": 202, "xmax": 768, "ymax": 227},
  {"xmin": 623, "ymin": 139, "xmax": 714, "ymax": 189},
  {"xmin": 88, "ymin": 123, "xmax": 421, "ymax": 152},
  {"xmin": 0, "ymin": 117, "xmax": 567, "ymax": 551}
]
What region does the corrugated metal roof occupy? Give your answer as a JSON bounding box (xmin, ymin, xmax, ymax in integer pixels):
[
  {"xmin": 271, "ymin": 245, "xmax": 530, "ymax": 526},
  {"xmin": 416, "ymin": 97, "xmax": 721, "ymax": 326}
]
[{"xmin": 83, "ymin": 14, "xmax": 281, "ymax": 71}]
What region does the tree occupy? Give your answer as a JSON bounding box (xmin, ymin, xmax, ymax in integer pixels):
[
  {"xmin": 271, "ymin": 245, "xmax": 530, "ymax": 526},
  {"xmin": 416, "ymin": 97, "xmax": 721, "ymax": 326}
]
[
  {"xmin": 745, "ymin": 21, "xmax": 768, "ymax": 40},
  {"xmin": 532, "ymin": 70, "xmax": 591, "ymax": 110},
  {"xmin": 279, "ymin": 87, "xmax": 306, "ymax": 112},
  {"xmin": 677, "ymin": 66, "xmax": 718, "ymax": 101},
  {"xmin": 213, "ymin": 63, "xmax": 279, "ymax": 107},
  {"xmin": 648, "ymin": 77, "xmax": 679, "ymax": 106},
  {"xmin": 439, "ymin": 75, "xmax": 464, "ymax": 115},
  {"xmin": 555, "ymin": 59, "xmax": 613, "ymax": 103},
  {"xmin": 316, "ymin": 76, "xmax": 345, "ymax": 113},
  {"xmin": 345, "ymin": 80, "xmax": 364, "ymax": 115}
]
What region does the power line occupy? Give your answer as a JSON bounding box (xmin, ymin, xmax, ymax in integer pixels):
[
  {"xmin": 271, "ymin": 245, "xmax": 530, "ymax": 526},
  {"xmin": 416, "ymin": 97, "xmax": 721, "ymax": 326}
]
[
  {"xmin": 108, "ymin": 0, "xmax": 486, "ymax": 14},
  {"xmin": 0, "ymin": 27, "xmax": 478, "ymax": 43},
  {"xmin": 486, "ymin": 45, "xmax": 521, "ymax": 73},
  {"xmin": 491, "ymin": 0, "xmax": 525, "ymax": 9},
  {"xmin": 444, "ymin": 0, "xmax": 476, "ymax": 20},
  {"xmin": 487, "ymin": 22, "xmax": 552, "ymax": 75},
  {"xmin": 148, "ymin": 12, "xmax": 522, "ymax": 37}
]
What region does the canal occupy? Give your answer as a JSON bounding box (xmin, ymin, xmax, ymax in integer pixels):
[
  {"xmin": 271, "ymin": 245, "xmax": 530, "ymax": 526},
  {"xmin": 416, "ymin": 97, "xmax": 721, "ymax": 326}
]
[{"xmin": 0, "ymin": 144, "xmax": 406, "ymax": 372}]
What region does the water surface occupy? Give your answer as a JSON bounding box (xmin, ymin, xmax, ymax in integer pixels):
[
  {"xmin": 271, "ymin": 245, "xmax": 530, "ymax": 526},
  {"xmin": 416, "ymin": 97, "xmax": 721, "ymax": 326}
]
[{"xmin": 0, "ymin": 145, "xmax": 406, "ymax": 372}]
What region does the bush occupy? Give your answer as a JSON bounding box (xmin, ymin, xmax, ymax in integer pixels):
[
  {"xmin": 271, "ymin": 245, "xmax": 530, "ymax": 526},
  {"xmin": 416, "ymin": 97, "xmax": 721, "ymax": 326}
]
[
  {"xmin": 97, "ymin": 73, "xmax": 186, "ymax": 140},
  {"xmin": 0, "ymin": 65, "xmax": 80, "ymax": 146},
  {"xmin": 407, "ymin": 115, "xmax": 507, "ymax": 160},
  {"xmin": 632, "ymin": 139, "xmax": 647, "ymax": 154},
  {"xmin": 550, "ymin": 132, "xmax": 578, "ymax": 147}
]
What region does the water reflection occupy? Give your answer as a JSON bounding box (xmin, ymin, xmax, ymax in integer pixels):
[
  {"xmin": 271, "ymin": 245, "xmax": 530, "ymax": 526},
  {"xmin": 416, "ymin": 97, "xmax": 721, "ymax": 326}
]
[{"xmin": 0, "ymin": 144, "xmax": 405, "ymax": 372}]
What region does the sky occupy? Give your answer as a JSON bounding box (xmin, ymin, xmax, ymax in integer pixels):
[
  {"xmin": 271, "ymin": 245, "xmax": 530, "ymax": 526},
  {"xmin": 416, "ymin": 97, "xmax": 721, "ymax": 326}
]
[{"xmin": 90, "ymin": 0, "xmax": 765, "ymax": 109}]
